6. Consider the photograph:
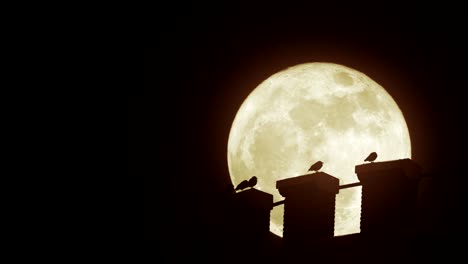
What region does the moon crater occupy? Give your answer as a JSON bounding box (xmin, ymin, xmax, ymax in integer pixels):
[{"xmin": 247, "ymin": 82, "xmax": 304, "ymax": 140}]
[{"xmin": 334, "ymin": 71, "xmax": 354, "ymax": 86}]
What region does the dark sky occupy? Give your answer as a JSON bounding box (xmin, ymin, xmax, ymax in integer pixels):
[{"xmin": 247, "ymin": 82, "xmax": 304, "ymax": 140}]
[{"xmin": 137, "ymin": 4, "xmax": 466, "ymax": 243}]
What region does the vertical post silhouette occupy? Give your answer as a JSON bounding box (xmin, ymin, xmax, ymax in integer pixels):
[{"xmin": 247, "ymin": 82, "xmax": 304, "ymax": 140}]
[
  {"xmin": 229, "ymin": 188, "xmax": 273, "ymax": 257},
  {"xmin": 356, "ymin": 158, "xmax": 422, "ymax": 238},
  {"xmin": 276, "ymin": 172, "xmax": 339, "ymax": 252}
]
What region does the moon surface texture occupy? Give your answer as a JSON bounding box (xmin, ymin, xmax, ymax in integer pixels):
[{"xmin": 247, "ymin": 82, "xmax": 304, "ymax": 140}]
[{"xmin": 227, "ymin": 63, "xmax": 411, "ymax": 237}]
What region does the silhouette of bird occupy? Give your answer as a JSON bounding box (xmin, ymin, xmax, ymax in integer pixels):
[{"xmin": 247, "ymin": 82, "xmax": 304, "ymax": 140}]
[
  {"xmin": 308, "ymin": 161, "xmax": 323, "ymax": 172},
  {"xmin": 364, "ymin": 152, "xmax": 378, "ymax": 162},
  {"xmin": 235, "ymin": 180, "xmax": 249, "ymax": 191},
  {"xmin": 247, "ymin": 176, "xmax": 257, "ymax": 188},
  {"xmin": 235, "ymin": 176, "xmax": 258, "ymax": 191}
]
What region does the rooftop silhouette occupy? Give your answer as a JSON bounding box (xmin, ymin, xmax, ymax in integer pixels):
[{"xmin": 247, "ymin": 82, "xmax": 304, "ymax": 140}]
[
  {"xmin": 211, "ymin": 158, "xmax": 461, "ymax": 262},
  {"xmin": 143, "ymin": 157, "xmax": 461, "ymax": 263}
]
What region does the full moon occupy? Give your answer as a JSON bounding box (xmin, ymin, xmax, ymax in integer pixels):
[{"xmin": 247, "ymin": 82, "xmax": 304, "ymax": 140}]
[{"xmin": 227, "ymin": 62, "xmax": 411, "ymax": 237}]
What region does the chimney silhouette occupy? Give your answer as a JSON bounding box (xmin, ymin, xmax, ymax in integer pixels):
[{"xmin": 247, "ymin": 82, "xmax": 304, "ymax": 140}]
[
  {"xmin": 230, "ymin": 188, "xmax": 273, "ymax": 249},
  {"xmin": 276, "ymin": 172, "xmax": 339, "ymax": 248},
  {"xmin": 356, "ymin": 158, "xmax": 422, "ymax": 237}
]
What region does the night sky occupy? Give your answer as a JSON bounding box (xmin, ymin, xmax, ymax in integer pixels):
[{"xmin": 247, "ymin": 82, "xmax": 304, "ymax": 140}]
[{"xmin": 137, "ymin": 3, "xmax": 465, "ymax": 249}]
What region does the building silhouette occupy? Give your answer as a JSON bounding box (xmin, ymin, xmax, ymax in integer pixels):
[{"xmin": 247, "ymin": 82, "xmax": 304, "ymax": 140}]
[
  {"xmin": 230, "ymin": 188, "xmax": 273, "ymax": 239},
  {"xmin": 227, "ymin": 187, "xmax": 274, "ymax": 260},
  {"xmin": 356, "ymin": 158, "xmax": 422, "ymax": 238},
  {"xmin": 179, "ymin": 158, "xmax": 459, "ymax": 262},
  {"xmin": 276, "ymin": 171, "xmax": 339, "ymax": 255}
]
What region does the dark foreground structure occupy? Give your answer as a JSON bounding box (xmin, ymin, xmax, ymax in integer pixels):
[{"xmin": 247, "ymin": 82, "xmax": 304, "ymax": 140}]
[{"xmin": 216, "ymin": 159, "xmax": 461, "ymax": 263}]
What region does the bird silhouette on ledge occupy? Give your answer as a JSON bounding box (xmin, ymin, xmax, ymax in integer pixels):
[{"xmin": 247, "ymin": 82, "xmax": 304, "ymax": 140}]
[
  {"xmin": 308, "ymin": 161, "xmax": 323, "ymax": 173},
  {"xmin": 235, "ymin": 176, "xmax": 258, "ymax": 191},
  {"xmin": 364, "ymin": 152, "xmax": 378, "ymax": 162}
]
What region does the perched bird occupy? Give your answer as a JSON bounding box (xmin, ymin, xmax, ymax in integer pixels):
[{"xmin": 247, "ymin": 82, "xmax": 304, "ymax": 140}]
[
  {"xmin": 235, "ymin": 180, "xmax": 249, "ymax": 191},
  {"xmin": 235, "ymin": 176, "xmax": 258, "ymax": 191},
  {"xmin": 308, "ymin": 161, "xmax": 323, "ymax": 172},
  {"xmin": 364, "ymin": 152, "xmax": 378, "ymax": 162},
  {"xmin": 247, "ymin": 176, "xmax": 257, "ymax": 188}
]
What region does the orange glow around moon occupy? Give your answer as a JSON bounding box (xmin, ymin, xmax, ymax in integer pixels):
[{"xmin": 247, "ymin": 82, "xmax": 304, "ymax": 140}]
[{"xmin": 227, "ymin": 62, "xmax": 411, "ymax": 237}]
